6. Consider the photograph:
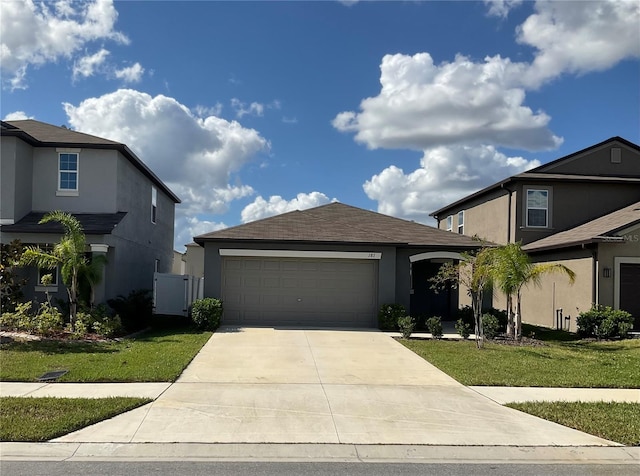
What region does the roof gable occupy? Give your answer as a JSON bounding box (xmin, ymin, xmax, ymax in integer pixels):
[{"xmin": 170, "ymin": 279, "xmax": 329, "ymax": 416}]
[
  {"xmin": 1, "ymin": 120, "xmax": 180, "ymax": 203},
  {"xmin": 195, "ymin": 203, "xmax": 481, "ymax": 247}
]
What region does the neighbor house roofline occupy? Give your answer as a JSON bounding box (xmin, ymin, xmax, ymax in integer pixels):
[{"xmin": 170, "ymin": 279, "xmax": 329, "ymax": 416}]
[
  {"xmin": 430, "ymin": 136, "xmax": 640, "ymax": 219},
  {"xmin": 1, "ymin": 120, "xmax": 181, "ymax": 204}
]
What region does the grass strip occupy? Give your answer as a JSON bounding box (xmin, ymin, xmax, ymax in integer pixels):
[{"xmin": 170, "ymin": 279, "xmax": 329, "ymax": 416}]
[
  {"xmin": 400, "ymin": 337, "xmax": 640, "ymax": 388},
  {"xmin": 0, "ymin": 396, "xmax": 151, "ymax": 442},
  {"xmin": 0, "ymin": 327, "xmax": 212, "ymax": 382},
  {"xmin": 507, "ymin": 401, "xmax": 640, "ymax": 446}
]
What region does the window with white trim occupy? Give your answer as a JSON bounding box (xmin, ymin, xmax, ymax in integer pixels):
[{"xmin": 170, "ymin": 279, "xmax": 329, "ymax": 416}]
[
  {"xmin": 151, "ymin": 186, "xmax": 157, "ymax": 224},
  {"xmin": 446, "ymin": 215, "xmax": 453, "ymax": 232},
  {"xmin": 58, "ymin": 152, "xmax": 78, "ymax": 191},
  {"xmin": 457, "ymin": 211, "xmax": 464, "ymax": 234},
  {"xmin": 526, "ymin": 189, "xmax": 548, "ymax": 227},
  {"xmin": 38, "ymin": 267, "xmax": 58, "ymax": 286}
]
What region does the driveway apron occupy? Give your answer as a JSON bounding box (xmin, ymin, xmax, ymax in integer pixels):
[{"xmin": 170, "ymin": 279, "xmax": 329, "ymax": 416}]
[{"xmin": 54, "ymin": 327, "xmax": 617, "ymax": 446}]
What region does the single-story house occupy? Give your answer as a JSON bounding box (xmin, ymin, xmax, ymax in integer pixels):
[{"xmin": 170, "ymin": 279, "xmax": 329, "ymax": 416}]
[{"xmin": 194, "ymin": 202, "xmax": 479, "ymax": 327}]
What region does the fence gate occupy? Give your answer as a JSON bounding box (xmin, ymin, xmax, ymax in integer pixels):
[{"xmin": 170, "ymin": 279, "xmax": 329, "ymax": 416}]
[{"xmin": 153, "ymin": 273, "xmax": 204, "ymax": 316}]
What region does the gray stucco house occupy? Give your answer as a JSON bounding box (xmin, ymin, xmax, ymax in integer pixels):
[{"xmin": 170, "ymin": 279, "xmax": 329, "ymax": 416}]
[
  {"xmin": 195, "ymin": 203, "xmax": 479, "ymax": 327},
  {"xmin": 431, "ymin": 136, "xmax": 640, "ymax": 330},
  {"xmin": 1, "ymin": 119, "xmax": 180, "ymax": 306}
]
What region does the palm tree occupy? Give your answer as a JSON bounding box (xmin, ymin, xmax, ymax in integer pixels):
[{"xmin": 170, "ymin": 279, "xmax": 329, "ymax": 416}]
[
  {"xmin": 491, "ymin": 242, "xmax": 576, "ymax": 339},
  {"xmin": 20, "ymin": 211, "xmax": 88, "ymax": 330}
]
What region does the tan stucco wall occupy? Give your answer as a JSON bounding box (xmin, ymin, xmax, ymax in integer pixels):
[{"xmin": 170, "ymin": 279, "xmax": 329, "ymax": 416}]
[
  {"xmin": 184, "ymin": 243, "xmax": 204, "ymax": 278},
  {"xmin": 521, "ymin": 255, "xmax": 594, "ymax": 331}
]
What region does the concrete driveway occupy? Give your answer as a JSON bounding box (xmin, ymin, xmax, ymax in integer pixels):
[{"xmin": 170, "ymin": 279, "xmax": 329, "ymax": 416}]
[{"xmin": 55, "ymin": 327, "xmax": 616, "ymax": 446}]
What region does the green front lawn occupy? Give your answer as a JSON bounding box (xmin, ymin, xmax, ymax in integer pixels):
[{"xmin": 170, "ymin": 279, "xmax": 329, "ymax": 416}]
[
  {"xmin": 400, "ymin": 332, "xmax": 640, "ymax": 387},
  {"xmin": 0, "ymin": 397, "xmax": 151, "ymax": 441},
  {"xmin": 0, "ymin": 328, "xmax": 213, "ymax": 382},
  {"xmin": 508, "ymin": 401, "xmax": 640, "ymax": 446}
]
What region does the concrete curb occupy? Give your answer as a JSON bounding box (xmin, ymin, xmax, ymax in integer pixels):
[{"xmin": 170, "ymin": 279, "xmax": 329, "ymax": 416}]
[{"xmin": 1, "ymin": 442, "xmax": 638, "ymax": 464}]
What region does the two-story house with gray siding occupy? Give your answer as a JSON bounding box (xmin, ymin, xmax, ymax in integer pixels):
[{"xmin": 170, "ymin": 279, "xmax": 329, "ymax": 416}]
[
  {"xmin": 431, "ymin": 137, "xmax": 640, "ymax": 330},
  {"xmin": 1, "ymin": 119, "xmax": 180, "ymax": 306}
]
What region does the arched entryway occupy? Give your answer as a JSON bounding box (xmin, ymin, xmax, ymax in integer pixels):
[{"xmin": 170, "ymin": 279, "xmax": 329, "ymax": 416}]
[{"xmin": 409, "ymin": 252, "xmax": 462, "ymax": 322}]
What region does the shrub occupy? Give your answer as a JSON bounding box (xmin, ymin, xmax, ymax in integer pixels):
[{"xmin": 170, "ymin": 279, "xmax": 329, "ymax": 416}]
[
  {"xmin": 75, "ymin": 305, "xmax": 122, "ymax": 337},
  {"xmin": 108, "ymin": 289, "xmax": 152, "ymax": 333},
  {"xmin": 578, "ymin": 305, "xmax": 633, "ymax": 339},
  {"xmin": 191, "ymin": 298, "xmax": 223, "ymax": 330},
  {"xmin": 378, "ymin": 303, "xmax": 406, "ymax": 330},
  {"xmin": 397, "ymin": 316, "xmax": 415, "ymax": 339},
  {"xmin": 482, "ymin": 313, "xmax": 500, "ymax": 339},
  {"xmin": 455, "ymin": 305, "xmax": 474, "ymax": 326},
  {"xmin": 455, "ymin": 318, "xmax": 472, "ymax": 339},
  {"xmin": 425, "ymin": 316, "xmax": 443, "ymax": 339},
  {"xmin": 484, "ymin": 307, "xmax": 508, "ymax": 329},
  {"xmin": 0, "ymin": 301, "xmax": 62, "ymax": 336},
  {"xmin": 34, "ymin": 301, "xmax": 64, "ymax": 335}
]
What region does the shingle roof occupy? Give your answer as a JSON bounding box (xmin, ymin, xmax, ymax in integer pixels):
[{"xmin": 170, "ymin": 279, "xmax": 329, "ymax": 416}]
[
  {"xmin": 0, "ymin": 212, "xmax": 127, "ymax": 235},
  {"xmin": 195, "ymin": 202, "xmax": 481, "ymax": 247},
  {"xmin": 523, "ymin": 201, "xmax": 640, "ymax": 252},
  {"xmin": 1, "ymin": 120, "xmax": 180, "ymax": 203}
]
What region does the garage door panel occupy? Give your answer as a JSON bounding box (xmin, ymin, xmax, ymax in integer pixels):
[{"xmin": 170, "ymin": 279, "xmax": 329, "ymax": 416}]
[{"xmin": 221, "ymin": 257, "xmax": 377, "ymax": 327}]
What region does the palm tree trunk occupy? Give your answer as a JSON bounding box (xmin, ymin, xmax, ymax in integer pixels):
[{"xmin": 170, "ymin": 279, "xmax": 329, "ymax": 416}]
[
  {"xmin": 70, "ymin": 271, "xmax": 78, "ymax": 332},
  {"xmin": 515, "ymin": 290, "xmax": 522, "ymax": 340},
  {"xmin": 506, "ymin": 295, "xmax": 514, "ymax": 338}
]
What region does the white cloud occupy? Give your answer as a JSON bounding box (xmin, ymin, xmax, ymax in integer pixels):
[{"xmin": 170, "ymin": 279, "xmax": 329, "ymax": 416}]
[
  {"xmin": 1, "ymin": 0, "xmax": 128, "ymax": 89},
  {"xmin": 193, "ymin": 104, "xmax": 223, "ymax": 118},
  {"xmin": 174, "ymin": 216, "xmax": 228, "ymax": 250},
  {"xmin": 114, "ymin": 62, "xmax": 144, "ymax": 83},
  {"xmin": 333, "ymin": 52, "xmax": 561, "ymax": 152},
  {"xmin": 518, "ymin": 0, "xmax": 640, "ymax": 88},
  {"xmin": 484, "ymin": 0, "xmax": 523, "ymax": 18},
  {"xmin": 241, "ymin": 192, "xmax": 336, "ymax": 223},
  {"xmin": 282, "ymin": 116, "xmax": 298, "ymax": 124},
  {"xmin": 363, "ymin": 145, "xmax": 540, "ymax": 223},
  {"xmin": 63, "ymin": 89, "xmax": 269, "ymax": 245},
  {"xmin": 72, "ymin": 48, "xmax": 110, "ymax": 80},
  {"xmin": 3, "ymin": 111, "xmax": 33, "ymax": 120},
  {"xmin": 231, "ymin": 98, "xmax": 264, "ymax": 118}
]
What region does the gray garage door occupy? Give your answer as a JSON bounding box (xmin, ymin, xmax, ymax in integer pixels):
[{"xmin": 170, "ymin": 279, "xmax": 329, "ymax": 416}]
[{"xmin": 221, "ymin": 257, "xmax": 378, "ymax": 327}]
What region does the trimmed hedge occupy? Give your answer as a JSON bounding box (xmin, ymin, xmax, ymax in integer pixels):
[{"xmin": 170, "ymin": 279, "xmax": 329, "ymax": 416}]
[{"xmin": 191, "ymin": 298, "xmax": 223, "ymax": 331}]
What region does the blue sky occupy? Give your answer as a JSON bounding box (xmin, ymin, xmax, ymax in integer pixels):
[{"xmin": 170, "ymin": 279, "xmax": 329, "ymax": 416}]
[{"xmin": 2, "ymin": 0, "xmax": 639, "ymax": 250}]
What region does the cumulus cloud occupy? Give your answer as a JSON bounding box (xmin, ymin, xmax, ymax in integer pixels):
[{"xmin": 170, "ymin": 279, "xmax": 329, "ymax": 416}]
[
  {"xmin": 175, "ymin": 216, "xmax": 228, "ymax": 250},
  {"xmin": 63, "ymin": 89, "xmax": 269, "ymax": 245},
  {"xmin": 333, "ymin": 52, "xmax": 560, "ymax": 152},
  {"xmin": 336, "ymin": 0, "xmax": 638, "ymax": 221},
  {"xmin": 518, "ymin": 0, "xmax": 640, "ymax": 88},
  {"xmin": 3, "ymin": 111, "xmax": 34, "ymax": 120},
  {"xmin": 114, "ymin": 62, "xmax": 144, "ymax": 83},
  {"xmin": 241, "ymin": 192, "xmax": 336, "ymax": 223},
  {"xmin": 1, "ymin": 0, "xmax": 128, "ymax": 89},
  {"xmin": 363, "ymin": 145, "xmax": 540, "ymax": 223},
  {"xmin": 72, "ymin": 48, "xmax": 110, "ymax": 81}
]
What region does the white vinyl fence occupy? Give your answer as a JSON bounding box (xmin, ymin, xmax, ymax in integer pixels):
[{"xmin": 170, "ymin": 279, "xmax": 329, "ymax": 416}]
[{"xmin": 153, "ymin": 273, "xmax": 204, "ymax": 316}]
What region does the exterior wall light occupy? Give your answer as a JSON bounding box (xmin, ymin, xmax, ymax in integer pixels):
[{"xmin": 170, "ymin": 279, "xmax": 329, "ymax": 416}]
[{"xmin": 602, "ymin": 267, "xmax": 611, "ymax": 278}]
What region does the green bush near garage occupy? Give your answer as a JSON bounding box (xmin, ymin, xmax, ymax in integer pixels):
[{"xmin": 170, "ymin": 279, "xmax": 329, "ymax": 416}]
[{"xmin": 191, "ymin": 298, "xmax": 223, "ymax": 331}]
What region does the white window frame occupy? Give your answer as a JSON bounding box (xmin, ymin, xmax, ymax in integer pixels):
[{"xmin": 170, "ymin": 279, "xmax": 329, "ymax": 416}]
[
  {"xmin": 526, "ymin": 189, "xmax": 549, "ymax": 228},
  {"xmin": 446, "ymin": 215, "xmax": 453, "ymax": 232},
  {"xmin": 457, "ymin": 211, "xmax": 464, "ymax": 234},
  {"xmin": 57, "ymin": 150, "xmax": 79, "ymax": 196},
  {"xmin": 151, "ymin": 186, "xmax": 157, "ymax": 224}
]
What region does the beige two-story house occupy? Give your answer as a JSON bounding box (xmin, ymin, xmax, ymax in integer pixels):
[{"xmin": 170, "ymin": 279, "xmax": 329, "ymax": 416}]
[{"xmin": 431, "ymin": 137, "xmax": 640, "ymax": 330}]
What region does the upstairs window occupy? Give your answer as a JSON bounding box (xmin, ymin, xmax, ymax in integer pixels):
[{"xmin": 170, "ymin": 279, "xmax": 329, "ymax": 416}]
[
  {"xmin": 526, "ymin": 189, "xmax": 548, "ymax": 227},
  {"xmin": 151, "ymin": 186, "xmax": 157, "ymax": 224},
  {"xmin": 457, "ymin": 211, "xmax": 464, "ymax": 234},
  {"xmin": 446, "ymin": 215, "xmax": 453, "ymax": 232},
  {"xmin": 58, "ymin": 153, "xmax": 78, "ymax": 192}
]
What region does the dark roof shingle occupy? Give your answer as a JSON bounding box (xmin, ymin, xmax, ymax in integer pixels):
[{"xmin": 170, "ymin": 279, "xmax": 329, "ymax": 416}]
[{"xmin": 195, "ymin": 203, "xmax": 481, "ymax": 247}]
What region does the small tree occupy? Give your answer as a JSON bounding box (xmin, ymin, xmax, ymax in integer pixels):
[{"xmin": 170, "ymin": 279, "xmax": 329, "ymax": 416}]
[
  {"xmin": 1, "ymin": 239, "xmax": 27, "ymax": 312},
  {"xmin": 19, "ymin": 211, "xmax": 88, "ymax": 331},
  {"xmin": 431, "ymin": 246, "xmax": 494, "ymax": 348},
  {"xmin": 491, "ymin": 242, "xmax": 575, "ymax": 340}
]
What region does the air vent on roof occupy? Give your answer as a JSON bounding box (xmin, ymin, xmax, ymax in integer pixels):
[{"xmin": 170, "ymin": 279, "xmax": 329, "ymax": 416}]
[{"xmin": 611, "ymin": 147, "xmax": 621, "ymax": 164}]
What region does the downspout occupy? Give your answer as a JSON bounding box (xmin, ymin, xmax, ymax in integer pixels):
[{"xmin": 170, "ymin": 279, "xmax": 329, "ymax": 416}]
[{"xmin": 591, "ymin": 247, "xmax": 599, "ymax": 306}]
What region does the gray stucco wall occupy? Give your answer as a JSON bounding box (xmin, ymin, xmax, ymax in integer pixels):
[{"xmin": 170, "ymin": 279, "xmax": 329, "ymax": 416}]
[
  {"xmin": 1, "ymin": 136, "xmax": 34, "ymax": 223},
  {"xmin": 31, "ymin": 148, "xmax": 118, "ymax": 213}
]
